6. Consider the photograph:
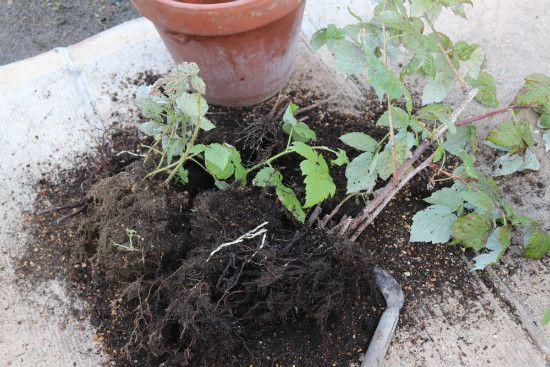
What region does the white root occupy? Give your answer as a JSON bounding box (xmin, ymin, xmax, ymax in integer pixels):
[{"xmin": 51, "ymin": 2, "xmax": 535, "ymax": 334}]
[{"xmin": 206, "ymin": 222, "xmax": 269, "ymax": 262}]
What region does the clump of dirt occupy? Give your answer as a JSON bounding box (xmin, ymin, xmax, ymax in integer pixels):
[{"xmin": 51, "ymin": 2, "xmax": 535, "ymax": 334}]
[{"xmin": 24, "ymin": 91, "xmax": 482, "ymax": 367}]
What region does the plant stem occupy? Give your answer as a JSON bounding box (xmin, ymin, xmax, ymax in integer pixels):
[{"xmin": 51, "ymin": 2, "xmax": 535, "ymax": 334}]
[
  {"xmin": 340, "ymin": 88, "xmax": 480, "ymax": 238},
  {"xmin": 164, "ymin": 110, "xmax": 203, "ymax": 185},
  {"xmin": 455, "ymin": 104, "xmax": 534, "ymax": 126},
  {"xmin": 247, "ymin": 149, "xmax": 294, "ymax": 174},
  {"xmin": 350, "ymin": 151, "xmax": 435, "ymax": 241},
  {"xmin": 381, "ymin": 0, "xmax": 399, "ymax": 186}
]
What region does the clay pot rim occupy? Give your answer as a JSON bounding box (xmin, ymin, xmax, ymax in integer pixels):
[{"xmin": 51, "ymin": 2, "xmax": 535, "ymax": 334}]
[{"xmin": 151, "ymin": 0, "xmax": 281, "ymax": 11}]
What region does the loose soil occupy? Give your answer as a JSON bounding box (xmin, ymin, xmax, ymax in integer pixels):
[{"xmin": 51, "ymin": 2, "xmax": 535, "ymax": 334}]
[{"xmin": 22, "ymin": 85, "xmax": 481, "ymax": 366}]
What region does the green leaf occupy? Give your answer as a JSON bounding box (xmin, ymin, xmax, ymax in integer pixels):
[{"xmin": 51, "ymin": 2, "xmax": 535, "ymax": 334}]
[
  {"xmin": 253, "ymin": 167, "xmax": 283, "ymax": 187},
  {"xmin": 410, "ymin": 205, "xmax": 458, "ymax": 244},
  {"xmin": 544, "ymin": 131, "xmax": 550, "ymax": 152},
  {"xmin": 328, "ymin": 39, "xmax": 368, "ymax": 75},
  {"xmin": 300, "ymin": 157, "xmax": 336, "ymax": 208},
  {"xmin": 176, "ymin": 93, "xmax": 209, "ymax": 118},
  {"xmin": 543, "ymin": 305, "xmax": 550, "ymax": 326},
  {"xmin": 461, "ymin": 191, "xmax": 494, "ymax": 215},
  {"xmin": 332, "ymin": 149, "xmax": 350, "ymax": 166},
  {"xmin": 376, "ymin": 106, "xmax": 411, "ymax": 129},
  {"xmin": 177, "ymin": 167, "xmax": 189, "ymax": 185},
  {"xmin": 444, "ymin": 125, "xmax": 477, "ymax": 155},
  {"xmin": 282, "ymin": 103, "xmax": 317, "ymax": 143},
  {"xmin": 453, "ymin": 41, "xmax": 478, "ymax": 61},
  {"xmin": 276, "ymin": 185, "xmax": 306, "ymax": 223},
  {"xmin": 468, "ymin": 72, "xmax": 498, "ymax": 108},
  {"xmin": 422, "ymin": 53, "xmax": 456, "ymax": 105},
  {"xmin": 346, "ymin": 152, "xmax": 377, "ymax": 193},
  {"xmin": 452, "ymin": 212, "xmax": 492, "ymax": 250},
  {"xmin": 486, "ymin": 120, "xmax": 529, "ymax": 150},
  {"xmin": 364, "ymin": 49, "xmax": 412, "ymax": 110},
  {"xmin": 310, "ymin": 24, "xmax": 346, "ymax": 51},
  {"xmin": 340, "ymin": 132, "xmax": 378, "ymax": 153},
  {"xmin": 135, "ymin": 85, "xmax": 166, "ymax": 120},
  {"xmin": 523, "ymin": 229, "xmax": 550, "ymax": 259},
  {"xmin": 200, "ymin": 117, "xmax": 216, "ymax": 131},
  {"xmin": 375, "ymin": 150, "xmax": 393, "ymax": 181},
  {"xmin": 205, "ymin": 143, "xmax": 231, "ymax": 172},
  {"xmin": 166, "ymin": 138, "xmax": 185, "ymax": 165},
  {"xmin": 433, "ymin": 142, "xmax": 445, "ymax": 163},
  {"xmin": 458, "ymin": 150, "xmax": 482, "ymax": 180},
  {"xmin": 289, "ymin": 142, "xmax": 318, "ymax": 161},
  {"xmin": 538, "ymin": 113, "xmax": 550, "ymax": 128},
  {"xmin": 424, "ymin": 187, "xmax": 463, "ymax": 211},
  {"xmin": 471, "ymin": 226, "xmax": 511, "ymax": 271},
  {"xmin": 190, "ymin": 144, "xmax": 207, "ymax": 155},
  {"xmin": 463, "ymin": 48, "xmax": 486, "ymax": 79},
  {"xmin": 140, "ymin": 121, "xmax": 165, "ymax": 139},
  {"xmin": 493, "ymin": 150, "xmax": 540, "ymax": 176},
  {"xmin": 514, "ymin": 73, "xmax": 550, "ymax": 110},
  {"xmin": 410, "ymin": 0, "xmax": 443, "ymax": 20}
]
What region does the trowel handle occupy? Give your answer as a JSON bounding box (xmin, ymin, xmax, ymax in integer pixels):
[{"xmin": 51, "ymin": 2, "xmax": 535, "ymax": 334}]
[{"xmin": 361, "ymin": 307, "xmax": 400, "ymax": 367}]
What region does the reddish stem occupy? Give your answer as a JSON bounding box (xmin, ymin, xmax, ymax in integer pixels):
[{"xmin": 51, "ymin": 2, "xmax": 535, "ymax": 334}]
[{"xmin": 455, "ymin": 105, "xmax": 533, "ymax": 126}]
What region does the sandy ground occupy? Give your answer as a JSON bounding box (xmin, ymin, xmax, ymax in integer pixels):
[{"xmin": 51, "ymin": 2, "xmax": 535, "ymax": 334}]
[{"xmin": 1, "ymin": 1, "xmax": 550, "ymax": 366}]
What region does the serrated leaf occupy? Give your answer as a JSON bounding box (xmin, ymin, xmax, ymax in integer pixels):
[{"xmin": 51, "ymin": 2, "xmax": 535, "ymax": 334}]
[
  {"xmin": 300, "ymin": 158, "xmax": 336, "ymax": 208},
  {"xmin": 328, "ymin": 39, "xmax": 368, "ymax": 75},
  {"xmin": 514, "ymin": 73, "xmax": 550, "ymax": 110},
  {"xmin": 340, "ymin": 132, "xmax": 378, "ymax": 153},
  {"xmin": 444, "ymin": 125, "xmax": 477, "ymax": 155},
  {"xmin": 376, "ymin": 106, "xmax": 411, "ymax": 129},
  {"xmin": 486, "ymin": 120, "xmax": 526, "ymax": 149},
  {"xmin": 276, "ymin": 185, "xmax": 306, "ymax": 223},
  {"xmin": 471, "ymin": 226, "xmax": 510, "ymax": 271},
  {"xmin": 346, "ymin": 152, "xmax": 377, "ymax": 193},
  {"xmin": 364, "ymin": 49, "xmax": 412, "ymax": 110},
  {"xmin": 458, "ymin": 150, "xmax": 482, "ymax": 180},
  {"xmin": 461, "ymin": 190, "xmax": 494, "ymax": 214},
  {"xmin": 410, "ymin": 205, "xmax": 457, "ymax": 244},
  {"xmin": 422, "ymin": 54, "xmax": 456, "ymax": 105},
  {"xmin": 253, "ymin": 167, "xmax": 283, "ymax": 187},
  {"xmin": 523, "ymin": 229, "xmax": 550, "ymax": 259},
  {"xmin": 289, "ymin": 142, "xmax": 318, "ymax": 161},
  {"xmin": 452, "ymin": 212, "xmax": 492, "ymax": 250},
  {"xmin": 463, "ymin": 48, "xmax": 486, "ymax": 79},
  {"xmin": 375, "ymin": 150, "xmax": 393, "ymax": 181},
  {"xmin": 332, "ymin": 149, "xmax": 350, "ymax": 166},
  {"xmin": 453, "ymin": 41, "xmax": 478, "ymax": 61},
  {"xmin": 135, "ymin": 85, "xmax": 166, "ymax": 120},
  {"xmin": 176, "ymin": 93, "xmax": 209, "ymax": 118},
  {"xmin": 424, "ymin": 187, "xmax": 463, "ymax": 211},
  {"xmin": 493, "ymin": 150, "xmax": 540, "ymax": 176},
  {"xmin": 410, "ymin": 0, "xmax": 443, "ymax": 20},
  {"xmin": 282, "ymin": 103, "xmax": 317, "ymax": 143},
  {"xmin": 310, "ymin": 24, "xmax": 346, "ymax": 51},
  {"xmin": 468, "ymin": 72, "xmax": 498, "ymax": 108}
]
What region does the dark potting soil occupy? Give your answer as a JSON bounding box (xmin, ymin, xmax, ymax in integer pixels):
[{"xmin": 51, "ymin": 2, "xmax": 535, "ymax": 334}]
[{"xmin": 23, "ymin": 90, "xmax": 481, "ymax": 367}]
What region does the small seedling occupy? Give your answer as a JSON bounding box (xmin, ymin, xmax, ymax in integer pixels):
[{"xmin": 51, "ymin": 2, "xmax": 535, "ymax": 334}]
[{"xmin": 112, "ymin": 228, "xmax": 142, "ymax": 252}]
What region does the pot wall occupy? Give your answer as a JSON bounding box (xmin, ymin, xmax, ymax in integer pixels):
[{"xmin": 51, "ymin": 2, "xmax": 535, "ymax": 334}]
[{"xmin": 132, "ymin": 0, "xmax": 306, "ymax": 106}]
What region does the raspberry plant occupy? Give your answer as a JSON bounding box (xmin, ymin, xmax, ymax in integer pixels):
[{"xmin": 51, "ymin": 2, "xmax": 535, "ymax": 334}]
[{"xmin": 136, "ymin": 0, "xmax": 550, "ymax": 270}]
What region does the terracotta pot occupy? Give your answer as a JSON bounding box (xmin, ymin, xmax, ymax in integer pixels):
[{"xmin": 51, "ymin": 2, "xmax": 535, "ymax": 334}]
[{"xmin": 131, "ymin": 0, "xmax": 306, "ymax": 106}]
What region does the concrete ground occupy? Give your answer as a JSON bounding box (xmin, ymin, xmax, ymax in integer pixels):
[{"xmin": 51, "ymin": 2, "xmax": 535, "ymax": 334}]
[{"xmin": 1, "ymin": 1, "xmax": 550, "ymax": 366}]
